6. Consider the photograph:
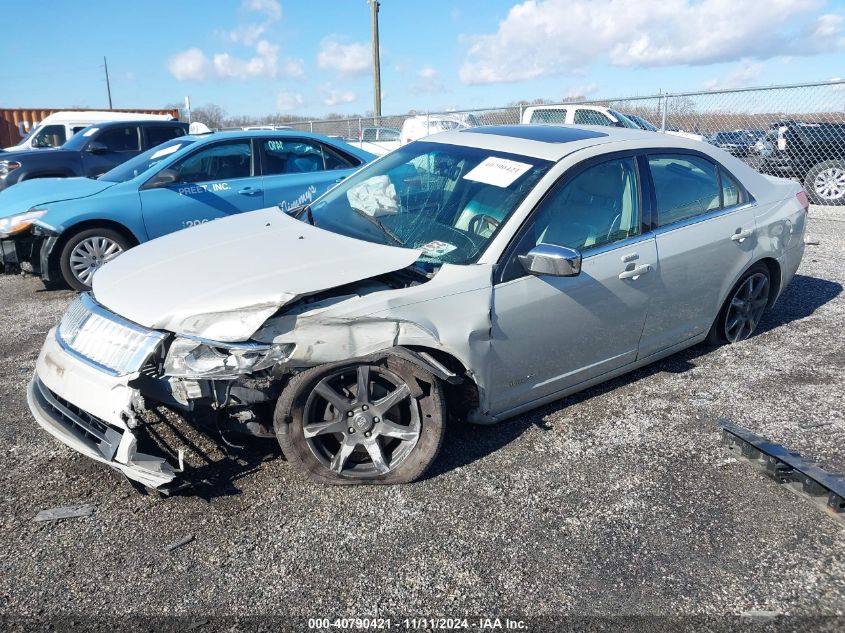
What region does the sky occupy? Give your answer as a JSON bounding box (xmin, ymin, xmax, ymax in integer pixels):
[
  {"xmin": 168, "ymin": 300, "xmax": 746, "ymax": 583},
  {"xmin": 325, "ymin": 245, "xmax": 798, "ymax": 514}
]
[{"xmin": 1, "ymin": 0, "xmax": 844, "ymax": 120}]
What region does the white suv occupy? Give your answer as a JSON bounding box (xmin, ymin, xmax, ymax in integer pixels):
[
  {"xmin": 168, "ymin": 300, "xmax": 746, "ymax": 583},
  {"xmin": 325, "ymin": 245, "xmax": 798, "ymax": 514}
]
[{"xmin": 522, "ymin": 104, "xmax": 705, "ymax": 142}]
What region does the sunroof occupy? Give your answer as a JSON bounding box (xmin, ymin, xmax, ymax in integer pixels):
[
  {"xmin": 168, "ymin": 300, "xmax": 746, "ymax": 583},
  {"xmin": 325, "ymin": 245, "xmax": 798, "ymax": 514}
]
[{"xmin": 462, "ymin": 125, "xmax": 608, "ymax": 143}]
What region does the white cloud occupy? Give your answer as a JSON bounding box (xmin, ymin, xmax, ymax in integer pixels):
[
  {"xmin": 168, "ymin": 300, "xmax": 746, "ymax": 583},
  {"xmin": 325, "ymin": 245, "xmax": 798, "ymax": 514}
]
[
  {"xmin": 561, "ymin": 83, "xmax": 598, "ymax": 100},
  {"xmin": 213, "ymin": 40, "xmax": 280, "ymax": 79},
  {"xmin": 225, "ymin": 23, "xmax": 267, "ymax": 45},
  {"xmin": 168, "ymin": 48, "xmax": 210, "ymax": 81},
  {"xmin": 459, "ymin": 0, "xmax": 841, "ymax": 85},
  {"xmin": 412, "ymin": 66, "xmax": 448, "ymax": 94},
  {"xmin": 219, "ymin": 0, "xmax": 282, "ymax": 45},
  {"xmin": 276, "ymin": 91, "xmax": 304, "ymax": 111},
  {"xmin": 243, "ymin": 0, "xmax": 281, "ymax": 21},
  {"xmin": 317, "ymin": 38, "xmax": 370, "ymax": 75},
  {"xmin": 703, "ymin": 59, "xmax": 763, "ymax": 90},
  {"xmin": 170, "ymin": 40, "xmax": 302, "ymax": 81},
  {"xmin": 320, "ymin": 85, "xmax": 357, "ymax": 107},
  {"xmin": 281, "ymin": 57, "xmax": 305, "ymax": 77}
]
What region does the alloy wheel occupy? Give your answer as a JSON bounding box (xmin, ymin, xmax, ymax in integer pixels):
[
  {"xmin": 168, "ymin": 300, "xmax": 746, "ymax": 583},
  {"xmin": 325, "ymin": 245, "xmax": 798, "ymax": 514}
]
[
  {"xmin": 724, "ymin": 272, "xmax": 769, "ymax": 343},
  {"xmin": 814, "ymin": 166, "xmax": 845, "ymax": 202},
  {"xmin": 68, "ymin": 236, "xmax": 124, "ymax": 285},
  {"xmin": 302, "ymin": 365, "xmax": 421, "ymax": 478}
]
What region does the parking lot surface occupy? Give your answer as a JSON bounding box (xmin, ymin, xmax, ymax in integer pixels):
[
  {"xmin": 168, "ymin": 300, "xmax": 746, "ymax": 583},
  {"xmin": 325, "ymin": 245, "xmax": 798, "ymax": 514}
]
[{"xmin": 0, "ymin": 206, "xmax": 843, "ymax": 623}]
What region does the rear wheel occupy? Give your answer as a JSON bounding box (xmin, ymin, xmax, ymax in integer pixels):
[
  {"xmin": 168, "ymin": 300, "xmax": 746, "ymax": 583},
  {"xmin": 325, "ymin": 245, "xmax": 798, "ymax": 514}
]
[
  {"xmin": 804, "ymin": 160, "xmax": 845, "ymax": 206},
  {"xmin": 275, "ymin": 355, "xmax": 446, "ymax": 485},
  {"xmin": 706, "ymin": 263, "xmax": 771, "ymax": 345},
  {"xmin": 58, "ymin": 227, "xmax": 131, "ymax": 291}
]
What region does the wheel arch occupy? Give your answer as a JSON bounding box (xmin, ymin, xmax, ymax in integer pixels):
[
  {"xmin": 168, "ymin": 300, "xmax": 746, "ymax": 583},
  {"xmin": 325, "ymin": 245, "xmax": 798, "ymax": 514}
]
[
  {"xmin": 752, "ymin": 256, "xmax": 782, "ymax": 307},
  {"xmin": 45, "ymin": 219, "xmax": 141, "ymax": 279}
]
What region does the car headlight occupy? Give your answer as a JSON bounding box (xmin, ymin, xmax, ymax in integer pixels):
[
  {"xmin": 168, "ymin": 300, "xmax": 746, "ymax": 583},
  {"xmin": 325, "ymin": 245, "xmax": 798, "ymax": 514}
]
[
  {"xmin": 163, "ymin": 337, "xmax": 295, "ymax": 379},
  {"xmin": 0, "ymin": 209, "xmax": 47, "ymax": 238},
  {"xmin": 0, "ymin": 160, "xmax": 21, "ymax": 176}
]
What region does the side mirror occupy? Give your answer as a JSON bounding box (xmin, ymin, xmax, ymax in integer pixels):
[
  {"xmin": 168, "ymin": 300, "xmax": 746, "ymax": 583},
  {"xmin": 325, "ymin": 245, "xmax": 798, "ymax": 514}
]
[
  {"xmin": 146, "ymin": 168, "xmax": 179, "ymax": 189},
  {"xmin": 518, "ymin": 243, "xmax": 582, "ymax": 277},
  {"xmin": 86, "ymin": 141, "xmax": 108, "ymax": 155}
]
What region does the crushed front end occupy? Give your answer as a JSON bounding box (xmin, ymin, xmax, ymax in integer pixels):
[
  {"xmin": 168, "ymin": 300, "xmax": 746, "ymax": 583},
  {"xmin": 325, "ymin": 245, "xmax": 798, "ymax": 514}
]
[{"xmin": 28, "ymin": 293, "xmax": 289, "ymax": 491}]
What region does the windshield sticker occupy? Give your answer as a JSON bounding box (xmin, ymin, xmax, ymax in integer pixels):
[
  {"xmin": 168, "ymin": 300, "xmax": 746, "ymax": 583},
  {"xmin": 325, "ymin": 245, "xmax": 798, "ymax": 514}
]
[
  {"xmin": 347, "ymin": 175, "xmax": 400, "ymax": 217},
  {"xmin": 83, "ymin": 128, "xmax": 99, "ymax": 137},
  {"xmin": 463, "ymin": 156, "xmax": 532, "ymax": 188},
  {"xmin": 419, "ymin": 240, "xmax": 457, "ymax": 258},
  {"xmin": 150, "ymin": 144, "xmax": 183, "ymax": 160}
]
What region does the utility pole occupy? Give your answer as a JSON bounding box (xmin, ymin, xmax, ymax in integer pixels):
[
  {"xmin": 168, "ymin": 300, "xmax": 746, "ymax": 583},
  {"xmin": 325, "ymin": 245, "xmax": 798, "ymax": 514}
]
[
  {"xmin": 369, "ymin": 0, "xmax": 381, "ymax": 123},
  {"xmin": 103, "ymin": 56, "xmax": 113, "ymax": 109}
]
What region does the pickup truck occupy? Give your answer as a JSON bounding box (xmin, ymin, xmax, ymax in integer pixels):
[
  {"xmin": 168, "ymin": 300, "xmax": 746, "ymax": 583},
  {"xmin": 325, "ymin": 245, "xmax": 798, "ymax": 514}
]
[
  {"xmin": 760, "ymin": 120, "xmax": 845, "ymax": 205},
  {"xmin": 0, "ymin": 120, "xmax": 188, "ymax": 192}
]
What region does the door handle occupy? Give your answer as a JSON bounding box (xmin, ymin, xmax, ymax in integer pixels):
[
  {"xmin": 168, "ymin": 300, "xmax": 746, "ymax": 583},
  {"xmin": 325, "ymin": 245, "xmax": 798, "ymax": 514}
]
[
  {"xmin": 238, "ymin": 187, "xmax": 263, "ymax": 196},
  {"xmin": 618, "ymin": 264, "xmax": 651, "ymax": 280},
  {"xmin": 731, "ymin": 228, "xmax": 754, "ymax": 242}
]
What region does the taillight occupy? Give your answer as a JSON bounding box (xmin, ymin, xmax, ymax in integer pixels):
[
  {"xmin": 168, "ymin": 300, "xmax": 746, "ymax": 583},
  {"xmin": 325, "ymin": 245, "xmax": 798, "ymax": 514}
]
[{"xmin": 796, "ymin": 190, "xmax": 809, "ymax": 213}]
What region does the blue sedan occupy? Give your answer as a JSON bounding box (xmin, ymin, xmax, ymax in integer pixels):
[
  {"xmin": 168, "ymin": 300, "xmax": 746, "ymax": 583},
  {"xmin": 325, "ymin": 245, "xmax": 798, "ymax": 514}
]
[{"xmin": 0, "ymin": 131, "xmax": 374, "ymax": 290}]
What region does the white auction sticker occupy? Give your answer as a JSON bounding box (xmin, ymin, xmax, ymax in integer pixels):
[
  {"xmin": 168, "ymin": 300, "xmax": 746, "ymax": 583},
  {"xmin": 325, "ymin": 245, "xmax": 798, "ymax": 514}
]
[
  {"xmin": 419, "ymin": 240, "xmax": 457, "ymax": 258},
  {"xmin": 464, "ymin": 156, "xmax": 532, "ymax": 188}
]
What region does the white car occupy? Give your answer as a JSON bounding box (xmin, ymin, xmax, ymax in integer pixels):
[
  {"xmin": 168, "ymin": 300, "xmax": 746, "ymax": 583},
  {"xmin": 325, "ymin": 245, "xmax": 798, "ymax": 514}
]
[
  {"xmin": 522, "ymin": 104, "xmax": 706, "ymax": 142},
  {"xmin": 27, "ymin": 125, "xmax": 807, "ymax": 489},
  {"xmin": 400, "ymin": 114, "xmax": 476, "ymax": 145}
]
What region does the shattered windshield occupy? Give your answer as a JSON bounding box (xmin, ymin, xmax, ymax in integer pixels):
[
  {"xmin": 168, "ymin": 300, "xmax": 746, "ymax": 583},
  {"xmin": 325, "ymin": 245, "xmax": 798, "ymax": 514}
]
[
  {"xmin": 98, "ymin": 137, "xmax": 196, "ymax": 183},
  {"xmin": 307, "ymin": 141, "xmax": 552, "ymax": 266}
]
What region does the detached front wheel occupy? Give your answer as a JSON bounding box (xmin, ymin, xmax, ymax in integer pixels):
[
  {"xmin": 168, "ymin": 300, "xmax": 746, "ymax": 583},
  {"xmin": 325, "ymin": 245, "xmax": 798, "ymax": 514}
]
[{"xmin": 275, "ymin": 355, "xmax": 446, "ymax": 485}]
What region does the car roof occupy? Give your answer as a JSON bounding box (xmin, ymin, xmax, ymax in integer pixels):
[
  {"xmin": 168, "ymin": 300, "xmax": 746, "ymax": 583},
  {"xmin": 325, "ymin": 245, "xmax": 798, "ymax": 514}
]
[
  {"xmin": 427, "ymin": 124, "xmax": 694, "ymax": 161},
  {"xmin": 189, "ymin": 129, "xmax": 346, "ymax": 141},
  {"xmin": 83, "ymin": 119, "xmax": 185, "ymax": 128}
]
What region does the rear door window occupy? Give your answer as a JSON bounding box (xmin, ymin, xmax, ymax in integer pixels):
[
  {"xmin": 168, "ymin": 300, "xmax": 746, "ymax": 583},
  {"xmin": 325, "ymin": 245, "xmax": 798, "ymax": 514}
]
[
  {"xmin": 95, "ymin": 125, "xmax": 141, "ymax": 152},
  {"xmin": 648, "ymin": 154, "xmax": 721, "ymax": 227},
  {"xmin": 145, "ymin": 126, "xmax": 184, "ymax": 148},
  {"xmin": 260, "ymin": 139, "xmax": 358, "ymax": 175}
]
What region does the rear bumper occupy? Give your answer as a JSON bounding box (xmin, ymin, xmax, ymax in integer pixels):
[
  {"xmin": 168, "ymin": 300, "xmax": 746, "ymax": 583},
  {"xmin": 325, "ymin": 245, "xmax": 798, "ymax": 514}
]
[{"xmin": 28, "ymin": 330, "xmax": 179, "ymax": 489}]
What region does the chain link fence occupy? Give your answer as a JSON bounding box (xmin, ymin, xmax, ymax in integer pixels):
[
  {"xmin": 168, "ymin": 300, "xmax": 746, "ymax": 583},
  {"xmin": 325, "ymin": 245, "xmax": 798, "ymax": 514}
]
[{"xmin": 286, "ymin": 80, "xmax": 845, "ymax": 204}]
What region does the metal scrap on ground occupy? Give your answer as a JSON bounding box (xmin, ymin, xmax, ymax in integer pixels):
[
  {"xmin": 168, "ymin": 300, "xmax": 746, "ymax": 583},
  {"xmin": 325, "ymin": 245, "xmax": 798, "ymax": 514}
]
[
  {"xmin": 164, "ymin": 534, "xmax": 195, "ymax": 552},
  {"xmin": 33, "ymin": 502, "xmax": 96, "ymax": 522}
]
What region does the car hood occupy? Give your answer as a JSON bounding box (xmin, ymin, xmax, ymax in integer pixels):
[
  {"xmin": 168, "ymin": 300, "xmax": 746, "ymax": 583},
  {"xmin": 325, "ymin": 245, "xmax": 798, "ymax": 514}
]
[
  {"xmin": 92, "ymin": 207, "xmax": 422, "ymax": 342},
  {"xmin": 0, "ymin": 177, "xmax": 116, "ymax": 218}
]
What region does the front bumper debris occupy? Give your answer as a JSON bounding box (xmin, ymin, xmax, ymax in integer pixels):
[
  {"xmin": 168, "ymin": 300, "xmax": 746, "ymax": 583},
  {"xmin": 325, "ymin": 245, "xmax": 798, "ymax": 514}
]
[
  {"xmin": 0, "ymin": 234, "xmax": 46, "ymax": 275},
  {"xmin": 29, "ymin": 328, "xmax": 180, "ymax": 489},
  {"xmin": 720, "ymin": 419, "xmax": 845, "ymax": 524}
]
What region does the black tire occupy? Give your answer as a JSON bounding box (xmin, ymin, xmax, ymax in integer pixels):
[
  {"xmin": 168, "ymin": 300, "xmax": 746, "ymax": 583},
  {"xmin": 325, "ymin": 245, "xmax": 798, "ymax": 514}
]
[
  {"xmin": 804, "ymin": 160, "xmax": 845, "ymax": 206},
  {"xmin": 275, "ymin": 355, "xmax": 446, "ymax": 485},
  {"xmin": 58, "ymin": 227, "xmax": 133, "ymax": 291},
  {"xmin": 705, "ymin": 263, "xmax": 771, "ymax": 346}
]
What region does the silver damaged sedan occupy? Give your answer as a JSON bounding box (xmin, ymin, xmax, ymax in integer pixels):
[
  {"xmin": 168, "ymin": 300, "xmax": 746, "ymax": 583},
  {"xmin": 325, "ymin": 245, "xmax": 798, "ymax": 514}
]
[{"xmin": 28, "ymin": 125, "xmax": 808, "ymax": 488}]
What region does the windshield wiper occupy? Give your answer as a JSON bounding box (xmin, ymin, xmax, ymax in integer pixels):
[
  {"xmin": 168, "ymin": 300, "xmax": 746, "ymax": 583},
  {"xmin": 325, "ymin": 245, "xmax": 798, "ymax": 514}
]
[
  {"xmin": 283, "ymin": 204, "xmax": 314, "ymax": 226},
  {"xmin": 350, "ymin": 207, "xmax": 403, "ymax": 247}
]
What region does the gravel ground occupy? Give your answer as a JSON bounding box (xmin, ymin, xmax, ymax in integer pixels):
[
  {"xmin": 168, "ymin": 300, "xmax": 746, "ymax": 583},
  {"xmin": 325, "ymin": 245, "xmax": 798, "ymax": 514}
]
[{"xmin": 0, "ymin": 205, "xmax": 843, "ymax": 628}]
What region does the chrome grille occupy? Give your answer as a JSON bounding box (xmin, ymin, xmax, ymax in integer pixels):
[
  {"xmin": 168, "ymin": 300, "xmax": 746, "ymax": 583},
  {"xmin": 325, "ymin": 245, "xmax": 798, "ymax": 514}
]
[{"xmin": 56, "ymin": 294, "xmax": 166, "ymax": 376}]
